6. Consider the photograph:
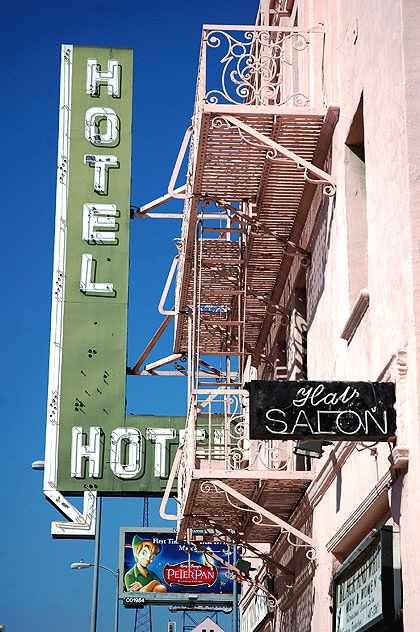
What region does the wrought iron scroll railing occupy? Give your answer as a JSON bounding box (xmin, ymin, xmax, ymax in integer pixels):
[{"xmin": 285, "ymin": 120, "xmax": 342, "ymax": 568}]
[
  {"xmin": 174, "ymin": 24, "xmax": 323, "ymax": 510},
  {"xmin": 173, "ymin": 25, "xmax": 326, "ymax": 308},
  {"xmin": 178, "ymin": 389, "xmax": 294, "ymax": 512},
  {"xmin": 197, "ymin": 25, "xmax": 326, "ymax": 109},
  {"xmin": 192, "ymin": 395, "xmax": 293, "ymax": 472}
]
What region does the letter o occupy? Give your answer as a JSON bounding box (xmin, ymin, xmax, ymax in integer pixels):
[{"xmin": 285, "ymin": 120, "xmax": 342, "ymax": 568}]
[
  {"xmin": 85, "ymin": 107, "xmax": 119, "ymax": 144},
  {"xmin": 110, "ymin": 428, "xmax": 142, "ymax": 478},
  {"xmin": 335, "ymin": 411, "xmax": 363, "ymax": 434}
]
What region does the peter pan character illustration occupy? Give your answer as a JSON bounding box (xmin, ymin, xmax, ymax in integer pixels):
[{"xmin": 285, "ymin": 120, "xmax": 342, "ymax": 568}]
[{"xmin": 124, "ymin": 536, "xmax": 167, "ymax": 592}]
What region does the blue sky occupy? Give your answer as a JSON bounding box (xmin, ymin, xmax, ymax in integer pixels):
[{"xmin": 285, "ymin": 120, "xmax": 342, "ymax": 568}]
[{"xmin": 1, "ymin": 0, "xmax": 257, "ymax": 630}]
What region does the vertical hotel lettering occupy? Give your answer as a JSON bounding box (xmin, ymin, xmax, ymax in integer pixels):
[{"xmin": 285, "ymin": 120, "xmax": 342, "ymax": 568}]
[
  {"xmin": 44, "ymin": 46, "xmax": 133, "ymax": 498},
  {"xmin": 81, "ymin": 58, "xmax": 120, "ymax": 294}
]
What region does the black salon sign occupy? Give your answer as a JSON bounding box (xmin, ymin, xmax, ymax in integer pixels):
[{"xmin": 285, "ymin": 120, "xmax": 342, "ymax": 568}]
[{"xmin": 249, "ymin": 381, "xmax": 396, "ymax": 441}]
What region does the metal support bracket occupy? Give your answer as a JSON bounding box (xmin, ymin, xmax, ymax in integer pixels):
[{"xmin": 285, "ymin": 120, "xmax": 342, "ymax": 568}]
[
  {"xmin": 130, "ymin": 184, "xmax": 187, "ymax": 217},
  {"xmin": 190, "ymin": 539, "xmax": 282, "ymax": 611},
  {"xmin": 216, "ymin": 114, "xmax": 336, "ymax": 190},
  {"xmin": 158, "ymin": 255, "xmax": 179, "ymax": 315},
  {"xmin": 159, "ymin": 446, "xmax": 184, "ymax": 522},
  {"xmin": 168, "ymin": 126, "xmax": 193, "ymax": 199},
  {"xmin": 210, "ymin": 479, "xmax": 316, "ymax": 553},
  {"xmin": 190, "ymin": 516, "xmax": 294, "ymax": 578},
  {"xmin": 202, "ymin": 196, "xmax": 311, "ymax": 263},
  {"xmin": 129, "ymin": 314, "xmax": 174, "ymax": 374}
]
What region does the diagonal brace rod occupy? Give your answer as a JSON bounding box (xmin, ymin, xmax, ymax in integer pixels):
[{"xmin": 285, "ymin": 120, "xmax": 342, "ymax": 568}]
[
  {"xmin": 212, "ymin": 479, "xmax": 316, "ymax": 549},
  {"xmin": 199, "ymin": 516, "xmax": 294, "ymax": 577},
  {"xmin": 129, "ymin": 314, "xmax": 174, "ymax": 374},
  {"xmin": 201, "ymin": 262, "xmax": 288, "ymax": 317},
  {"xmin": 191, "ymin": 540, "xmax": 280, "ymax": 606},
  {"xmin": 202, "ymin": 196, "xmax": 310, "ymax": 258},
  {"xmin": 222, "ymin": 115, "xmax": 335, "ymax": 185}
]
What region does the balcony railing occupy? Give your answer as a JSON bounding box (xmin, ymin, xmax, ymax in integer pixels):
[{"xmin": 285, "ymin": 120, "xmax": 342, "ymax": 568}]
[
  {"xmin": 169, "ymin": 24, "xmax": 329, "ymax": 541},
  {"xmin": 196, "ymin": 25, "xmax": 326, "ymax": 110},
  {"xmin": 177, "ymin": 388, "xmax": 297, "ymax": 513}
]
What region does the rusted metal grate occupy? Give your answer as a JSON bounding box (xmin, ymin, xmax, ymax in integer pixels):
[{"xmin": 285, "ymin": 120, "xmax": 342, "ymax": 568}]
[
  {"xmin": 174, "ymin": 110, "xmax": 326, "ymax": 356},
  {"xmin": 180, "ymin": 471, "xmax": 314, "ymax": 544}
]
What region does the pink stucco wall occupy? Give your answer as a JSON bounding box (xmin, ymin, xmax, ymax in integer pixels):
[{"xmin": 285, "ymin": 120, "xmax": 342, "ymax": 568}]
[
  {"xmin": 303, "ymin": 0, "xmax": 420, "ymax": 630},
  {"xmin": 240, "ymin": 1, "xmax": 420, "ymax": 631}
]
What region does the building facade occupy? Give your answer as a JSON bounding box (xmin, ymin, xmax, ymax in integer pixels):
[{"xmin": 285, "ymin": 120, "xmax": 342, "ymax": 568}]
[{"xmin": 154, "ymin": 1, "xmax": 420, "ymax": 630}]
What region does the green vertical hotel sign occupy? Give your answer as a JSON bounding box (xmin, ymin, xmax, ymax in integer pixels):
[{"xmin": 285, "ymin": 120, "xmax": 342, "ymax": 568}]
[{"xmin": 45, "ymin": 45, "xmax": 134, "ymax": 495}]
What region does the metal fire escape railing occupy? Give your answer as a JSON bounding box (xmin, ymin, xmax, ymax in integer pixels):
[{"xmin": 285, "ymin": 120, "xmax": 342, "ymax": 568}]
[
  {"xmin": 178, "ymin": 196, "xmax": 297, "ymax": 472},
  {"xmin": 170, "ymin": 23, "xmax": 335, "ymax": 357},
  {"xmin": 171, "ymin": 199, "xmax": 315, "ymax": 549},
  {"xmin": 156, "ymin": 21, "xmax": 338, "ymax": 581},
  {"xmin": 183, "ymin": 200, "xmax": 250, "ymax": 472}
]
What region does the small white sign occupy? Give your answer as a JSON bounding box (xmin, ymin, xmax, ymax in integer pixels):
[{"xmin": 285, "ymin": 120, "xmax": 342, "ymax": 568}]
[{"xmin": 335, "ymin": 541, "xmax": 383, "ymax": 632}]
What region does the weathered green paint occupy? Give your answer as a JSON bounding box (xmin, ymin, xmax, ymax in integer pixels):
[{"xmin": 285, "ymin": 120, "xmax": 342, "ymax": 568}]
[
  {"xmin": 56, "ymin": 46, "xmax": 133, "ymax": 492},
  {"xmin": 60, "ymin": 416, "xmax": 185, "ymax": 496}
]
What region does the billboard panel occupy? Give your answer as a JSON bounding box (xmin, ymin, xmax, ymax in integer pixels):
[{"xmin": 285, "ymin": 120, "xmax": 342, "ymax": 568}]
[
  {"xmin": 44, "ymin": 45, "xmax": 133, "ymax": 500},
  {"xmin": 119, "ymin": 528, "xmax": 235, "ymax": 606}
]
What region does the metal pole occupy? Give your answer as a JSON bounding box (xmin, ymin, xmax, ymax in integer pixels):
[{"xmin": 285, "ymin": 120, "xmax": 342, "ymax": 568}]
[
  {"xmin": 90, "ymin": 496, "xmax": 102, "ymax": 632},
  {"xmin": 232, "ymin": 546, "xmax": 238, "ymax": 632},
  {"xmin": 114, "ymin": 568, "xmax": 119, "ymax": 632}
]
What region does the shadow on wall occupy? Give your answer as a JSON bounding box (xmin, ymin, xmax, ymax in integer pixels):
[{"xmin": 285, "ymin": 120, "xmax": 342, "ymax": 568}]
[
  {"xmin": 271, "ymin": 512, "xmax": 316, "ymax": 632},
  {"xmin": 273, "ymin": 584, "xmax": 315, "ymax": 632},
  {"xmin": 306, "ymin": 189, "xmax": 336, "ymax": 329},
  {"xmin": 390, "ymin": 475, "xmax": 402, "ymax": 525}
]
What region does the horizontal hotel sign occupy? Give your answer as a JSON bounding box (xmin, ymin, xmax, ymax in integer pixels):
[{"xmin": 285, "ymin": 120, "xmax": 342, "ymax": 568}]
[
  {"xmin": 249, "ymin": 381, "xmax": 396, "ymax": 441},
  {"xmin": 58, "ymin": 415, "xmax": 186, "ymax": 495}
]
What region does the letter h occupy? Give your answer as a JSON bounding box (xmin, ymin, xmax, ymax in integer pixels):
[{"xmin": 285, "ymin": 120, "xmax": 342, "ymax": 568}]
[{"xmin": 86, "ymin": 58, "xmax": 120, "ymax": 97}]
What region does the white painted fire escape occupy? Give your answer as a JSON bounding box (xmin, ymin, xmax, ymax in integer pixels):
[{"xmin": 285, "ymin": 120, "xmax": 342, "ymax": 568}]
[{"xmin": 144, "ymin": 11, "xmax": 339, "ymax": 593}]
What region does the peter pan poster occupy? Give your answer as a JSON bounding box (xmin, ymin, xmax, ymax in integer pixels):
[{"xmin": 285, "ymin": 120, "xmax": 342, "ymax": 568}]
[{"xmin": 119, "ymin": 527, "xmax": 235, "ymax": 605}]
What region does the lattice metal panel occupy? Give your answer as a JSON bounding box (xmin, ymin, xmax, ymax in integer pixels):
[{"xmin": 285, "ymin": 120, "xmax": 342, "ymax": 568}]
[
  {"xmin": 134, "ymin": 606, "xmax": 152, "ymax": 632},
  {"xmin": 174, "ymin": 111, "xmax": 326, "ymax": 357},
  {"xmin": 181, "ymin": 472, "xmax": 314, "ymax": 545},
  {"xmin": 177, "ymin": 238, "xmax": 244, "ymax": 356}
]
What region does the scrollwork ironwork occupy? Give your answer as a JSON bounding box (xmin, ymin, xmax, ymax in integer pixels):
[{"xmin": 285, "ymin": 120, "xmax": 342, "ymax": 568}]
[
  {"xmin": 306, "ymin": 547, "xmax": 317, "ymax": 560},
  {"xmin": 200, "ymin": 480, "xmax": 226, "ymax": 495},
  {"xmin": 210, "ymin": 115, "xmax": 232, "ymax": 130},
  {"xmin": 303, "ymin": 169, "xmax": 336, "ymax": 197},
  {"xmin": 286, "ymin": 531, "xmax": 317, "ymax": 560},
  {"xmin": 226, "ymin": 448, "xmax": 243, "ymax": 470},
  {"xmin": 204, "ymin": 29, "xmax": 310, "ymax": 106},
  {"xmin": 323, "ymin": 183, "xmax": 336, "ymax": 197}
]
